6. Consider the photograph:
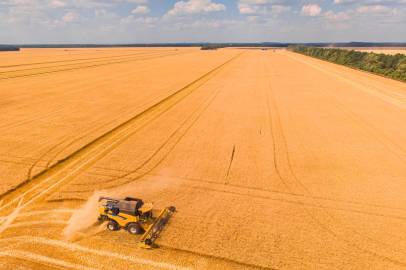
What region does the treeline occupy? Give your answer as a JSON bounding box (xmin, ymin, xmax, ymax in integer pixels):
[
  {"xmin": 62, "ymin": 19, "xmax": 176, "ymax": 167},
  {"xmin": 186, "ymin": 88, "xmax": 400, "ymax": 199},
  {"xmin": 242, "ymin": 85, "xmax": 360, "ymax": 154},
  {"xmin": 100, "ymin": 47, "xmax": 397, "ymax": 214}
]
[
  {"xmin": 0, "ymin": 45, "xmax": 20, "ymax": 51},
  {"xmin": 287, "ymin": 45, "xmax": 406, "ymax": 82},
  {"xmin": 15, "ymin": 42, "xmax": 406, "ymax": 49},
  {"xmin": 19, "ymin": 44, "xmax": 204, "ymax": 48}
]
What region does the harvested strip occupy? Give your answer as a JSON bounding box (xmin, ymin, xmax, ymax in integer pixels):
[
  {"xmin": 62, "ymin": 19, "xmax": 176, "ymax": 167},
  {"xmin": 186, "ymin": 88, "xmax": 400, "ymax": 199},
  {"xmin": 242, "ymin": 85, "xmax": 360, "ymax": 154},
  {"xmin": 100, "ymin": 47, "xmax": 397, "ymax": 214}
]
[{"xmin": 0, "ymin": 236, "xmax": 191, "ymax": 270}]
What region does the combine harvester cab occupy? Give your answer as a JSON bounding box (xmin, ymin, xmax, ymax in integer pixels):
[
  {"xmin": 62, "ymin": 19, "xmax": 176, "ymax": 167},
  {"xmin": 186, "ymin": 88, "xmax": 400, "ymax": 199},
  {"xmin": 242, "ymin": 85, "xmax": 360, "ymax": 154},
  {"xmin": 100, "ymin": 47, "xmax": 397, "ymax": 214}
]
[{"xmin": 98, "ymin": 196, "xmax": 175, "ymax": 249}]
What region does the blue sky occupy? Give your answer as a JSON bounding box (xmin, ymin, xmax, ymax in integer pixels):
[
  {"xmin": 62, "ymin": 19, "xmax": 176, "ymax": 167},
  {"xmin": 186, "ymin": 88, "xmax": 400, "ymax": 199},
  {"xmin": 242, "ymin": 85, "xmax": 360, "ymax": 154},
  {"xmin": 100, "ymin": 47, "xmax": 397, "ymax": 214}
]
[{"xmin": 0, "ymin": 0, "xmax": 405, "ymax": 44}]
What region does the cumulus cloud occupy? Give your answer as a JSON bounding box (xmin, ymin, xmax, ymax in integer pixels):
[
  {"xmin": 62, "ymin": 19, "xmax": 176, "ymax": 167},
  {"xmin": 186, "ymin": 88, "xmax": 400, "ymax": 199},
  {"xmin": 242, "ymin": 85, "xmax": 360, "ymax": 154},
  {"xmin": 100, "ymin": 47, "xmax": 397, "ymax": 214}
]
[
  {"xmin": 178, "ymin": 18, "xmax": 240, "ymax": 29},
  {"xmin": 49, "ymin": 0, "xmax": 67, "ymax": 7},
  {"xmin": 301, "ymin": 4, "xmax": 322, "ymax": 16},
  {"xmin": 247, "ymin": 15, "xmax": 262, "ymax": 22},
  {"xmin": 95, "ymin": 9, "xmax": 118, "ymax": 19},
  {"xmin": 136, "ymin": 16, "xmax": 159, "ymax": 23},
  {"xmin": 163, "ymin": 0, "xmax": 226, "ymax": 20},
  {"xmin": 121, "ymin": 15, "xmax": 158, "ymax": 24},
  {"xmin": 132, "ymin": 5, "xmax": 150, "ymax": 14},
  {"xmin": 391, "ymin": 7, "xmax": 405, "ymax": 15},
  {"xmin": 186, "ymin": 19, "xmax": 221, "ymax": 28},
  {"xmin": 238, "ymin": 0, "xmax": 322, "ymax": 6},
  {"xmin": 332, "ymin": 0, "xmax": 359, "ymax": 4},
  {"xmin": 68, "ymin": 0, "xmax": 111, "ymax": 9},
  {"xmin": 333, "ymin": 0, "xmax": 406, "ymax": 4},
  {"xmin": 238, "ymin": 3, "xmax": 267, "ymax": 14},
  {"xmin": 38, "ymin": 18, "xmax": 65, "ymax": 29},
  {"xmin": 62, "ymin": 11, "xmax": 89, "ymax": 22},
  {"xmin": 357, "ymin": 5, "xmax": 390, "ymax": 13},
  {"xmin": 3, "ymin": 0, "xmax": 39, "ymax": 5},
  {"xmin": 324, "ymin": 10, "xmax": 353, "ymax": 20},
  {"xmin": 122, "ymin": 0, "xmax": 150, "ymax": 2},
  {"xmin": 3, "ymin": 17, "xmax": 25, "ymax": 24},
  {"xmin": 7, "ymin": 4, "xmax": 47, "ymax": 22},
  {"xmin": 272, "ymin": 5, "xmax": 291, "ymax": 13}
]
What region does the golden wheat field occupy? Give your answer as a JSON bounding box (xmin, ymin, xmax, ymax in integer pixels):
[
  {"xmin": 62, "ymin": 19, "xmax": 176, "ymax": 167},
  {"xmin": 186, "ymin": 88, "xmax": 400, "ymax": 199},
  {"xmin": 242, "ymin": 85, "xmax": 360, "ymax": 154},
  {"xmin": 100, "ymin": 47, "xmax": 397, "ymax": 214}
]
[
  {"xmin": 342, "ymin": 47, "xmax": 406, "ymax": 55},
  {"xmin": 1, "ymin": 47, "xmax": 406, "ymax": 269}
]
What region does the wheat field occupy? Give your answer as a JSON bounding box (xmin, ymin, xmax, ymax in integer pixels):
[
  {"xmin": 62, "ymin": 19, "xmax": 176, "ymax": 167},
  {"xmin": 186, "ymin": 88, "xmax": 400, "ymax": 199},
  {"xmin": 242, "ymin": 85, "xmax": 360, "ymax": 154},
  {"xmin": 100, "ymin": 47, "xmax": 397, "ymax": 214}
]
[
  {"xmin": 1, "ymin": 48, "xmax": 406, "ymax": 269},
  {"xmin": 342, "ymin": 47, "xmax": 406, "ymax": 55}
]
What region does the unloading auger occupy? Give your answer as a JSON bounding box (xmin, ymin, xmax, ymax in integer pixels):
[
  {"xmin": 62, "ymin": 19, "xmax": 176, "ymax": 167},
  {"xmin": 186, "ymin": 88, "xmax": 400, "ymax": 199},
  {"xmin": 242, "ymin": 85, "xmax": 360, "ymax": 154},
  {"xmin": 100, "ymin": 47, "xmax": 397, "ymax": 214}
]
[{"xmin": 98, "ymin": 196, "xmax": 176, "ymax": 249}]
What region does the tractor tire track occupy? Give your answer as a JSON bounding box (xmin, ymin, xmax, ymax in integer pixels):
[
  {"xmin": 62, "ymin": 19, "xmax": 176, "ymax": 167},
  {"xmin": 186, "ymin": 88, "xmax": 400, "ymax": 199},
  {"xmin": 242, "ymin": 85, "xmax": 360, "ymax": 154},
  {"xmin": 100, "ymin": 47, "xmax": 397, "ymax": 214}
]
[
  {"xmin": 84, "ymin": 54, "xmax": 240, "ymax": 187},
  {"xmin": 24, "ymin": 53, "xmax": 207, "ymax": 180},
  {"xmin": 0, "ymin": 51, "xmax": 203, "ymax": 133},
  {"xmin": 0, "ymin": 50, "xmax": 180, "ymax": 76},
  {"xmin": 0, "ymin": 198, "xmax": 23, "ymax": 234},
  {"xmin": 0, "ymin": 53, "xmax": 243, "ymax": 220},
  {"xmin": 0, "ymin": 50, "xmax": 167, "ymax": 70},
  {"xmin": 0, "ymin": 236, "xmax": 191, "ymax": 270},
  {"xmin": 281, "ymin": 51, "xmax": 406, "ymax": 109},
  {"xmin": 0, "ymin": 51, "xmax": 190, "ymax": 81},
  {"xmin": 180, "ymin": 184, "xmax": 406, "ymax": 221},
  {"xmin": 263, "ymin": 58, "xmax": 406, "ymax": 266},
  {"xmin": 8, "ymin": 220, "xmax": 68, "ymax": 228},
  {"xmin": 38, "ymin": 54, "xmax": 238, "ymax": 194},
  {"xmin": 301, "ymin": 75, "xmax": 406, "ymax": 165},
  {"xmin": 0, "ymin": 250, "xmax": 100, "ymax": 270},
  {"xmin": 0, "ymin": 50, "xmax": 170, "ymax": 75}
]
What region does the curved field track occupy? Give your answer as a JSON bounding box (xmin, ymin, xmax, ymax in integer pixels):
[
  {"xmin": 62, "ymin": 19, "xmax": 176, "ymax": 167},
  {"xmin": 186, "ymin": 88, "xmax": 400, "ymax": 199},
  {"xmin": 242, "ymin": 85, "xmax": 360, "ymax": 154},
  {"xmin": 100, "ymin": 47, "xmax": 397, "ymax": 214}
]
[{"xmin": 1, "ymin": 48, "xmax": 406, "ymax": 269}]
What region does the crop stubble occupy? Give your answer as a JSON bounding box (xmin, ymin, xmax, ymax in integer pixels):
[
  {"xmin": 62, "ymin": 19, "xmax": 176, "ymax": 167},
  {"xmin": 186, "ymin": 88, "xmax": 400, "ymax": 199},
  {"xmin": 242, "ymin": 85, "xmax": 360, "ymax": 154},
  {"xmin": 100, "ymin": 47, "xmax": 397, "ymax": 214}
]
[{"xmin": 1, "ymin": 48, "xmax": 406, "ymax": 269}]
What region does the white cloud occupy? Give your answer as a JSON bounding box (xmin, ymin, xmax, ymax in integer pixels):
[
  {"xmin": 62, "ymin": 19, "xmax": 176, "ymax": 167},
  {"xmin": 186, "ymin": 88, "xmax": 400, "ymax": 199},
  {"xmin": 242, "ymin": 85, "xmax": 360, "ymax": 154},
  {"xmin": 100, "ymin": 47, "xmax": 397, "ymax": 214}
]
[
  {"xmin": 238, "ymin": 3, "xmax": 267, "ymax": 14},
  {"xmin": 163, "ymin": 0, "xmax": 226, "ymax": 20},
  {"xmin": 177, "ymin": 19, "xmax": 241, "ymax": 29},
  {"xmin": 332, "ymin": 0, "xmax": 359, "ymax": 4},
  {"xmin": 323, "ymin": 22, "xmax": 348, "ymax": 30},
  {"xmin": 95, "ymin": 9, "xmax": 118, "ymax": 19},
  {"xmin": 238, "ymin": 0, "xmax": 322, "ymax": 6},
  {"xmin": 132, "ymin": 5, "xmax": 150, "ymax": 14},
  {"xmin": 247, "ymin": 15, "xmax": 260, "ymax": 22},
  {"xmin": 333, "ymin": 0, "xmax": 406, "ymax": 4},
  {"xmin": 391, "ymin": 7, "xmax": 404, "ymax": 15},
  {"xmin": 38, "ymin": 18, "xmax": 64, "ymax": 29},
  {"xmin": 188, "ymin": 19, "xmax": 221, "ymax": 28},
  {"xmin": 70, "ymin": 0, "xmax": 111, "ymax": 9},
  {"xmin": 3, "ymin": 0, "xmax": 39, "ymax": 5},
  {"xmin": 62, "ymin": 11, "xmax": 89, "ymax": 22},
  {"xmin": 7, "ymin": 4, "xmax": 47, "ymax": 21},
  {"xmin": 49, "ymin": 0, "xmax": 67, "ymax": 7},
  {"xmin": 357, "ymin": 5, "xmax": 390, "ymax": 13},
  {"xmin": 301, "ymin": 4, "xmax": 321, "ymax": 17},
  {"xmin": 3, "ymin": 17, "xmax": 25, "ymax": 23},
  {"xmin": 324, "ymin": 10, "xmax": 352, "ymax": 20},
  {"xmin": 122, "ymin": 0, "xmax": 150, "ymax": 2},
  {"xmin": 121, "ymin": 15, "xmax": 158, "ymax": 24},
  {"xmin": 9, "ymin": 5, "xmax": 42, "ymax": 15},
  {"xmin": 138, "ymin": 16, "xmax": 158, "ymax": 23},
  {"xmin": 98, "ymin": 24, "xmax": 116, "ymax": 31},
  {"xmin": 272, "ymin": 5, "xmax": 291, "ymax": 13}
]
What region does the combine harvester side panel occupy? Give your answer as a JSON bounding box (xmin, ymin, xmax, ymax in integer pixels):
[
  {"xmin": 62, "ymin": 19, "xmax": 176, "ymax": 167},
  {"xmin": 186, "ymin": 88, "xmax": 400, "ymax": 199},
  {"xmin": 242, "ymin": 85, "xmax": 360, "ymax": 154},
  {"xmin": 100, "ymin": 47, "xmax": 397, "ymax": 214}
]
[{"xmin": 138, "ymin": 206, "xmax": 176, "ymax": 249}]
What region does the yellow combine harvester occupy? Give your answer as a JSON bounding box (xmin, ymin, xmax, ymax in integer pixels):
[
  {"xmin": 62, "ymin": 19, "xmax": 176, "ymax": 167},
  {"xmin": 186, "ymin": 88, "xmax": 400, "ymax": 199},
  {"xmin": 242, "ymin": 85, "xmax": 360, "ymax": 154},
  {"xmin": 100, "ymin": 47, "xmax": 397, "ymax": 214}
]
[{"xmin": 98, "ymin": 196, "xmax": 175, "ymax": 248}]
